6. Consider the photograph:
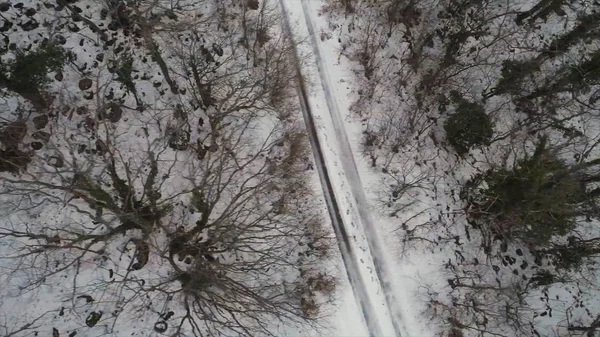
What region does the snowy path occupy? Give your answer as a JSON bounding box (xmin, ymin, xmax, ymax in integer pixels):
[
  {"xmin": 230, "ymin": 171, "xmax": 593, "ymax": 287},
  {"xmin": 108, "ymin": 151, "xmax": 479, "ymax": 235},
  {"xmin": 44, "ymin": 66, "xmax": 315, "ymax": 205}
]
[{"xmin": 280, "ymin": 1, "xmax": 406, "ymax": 336}]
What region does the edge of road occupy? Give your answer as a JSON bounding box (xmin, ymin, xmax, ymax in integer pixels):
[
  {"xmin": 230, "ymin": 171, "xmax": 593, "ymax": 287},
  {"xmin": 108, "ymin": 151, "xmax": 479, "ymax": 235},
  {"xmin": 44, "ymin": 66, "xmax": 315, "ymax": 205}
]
[
  {"xmin": 277, "ymin": 0, "xmax": 385, "ymax": 336},
  {"xmin": 297, "ymin": 1, "xmax": 408, "ymax": 336}
]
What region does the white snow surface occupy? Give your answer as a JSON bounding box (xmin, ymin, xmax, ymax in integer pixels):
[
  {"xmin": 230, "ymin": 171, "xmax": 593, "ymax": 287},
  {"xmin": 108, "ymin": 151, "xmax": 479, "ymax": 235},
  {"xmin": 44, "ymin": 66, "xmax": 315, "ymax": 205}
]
[
  {"xmin": 0, "ymin": 0, "xmax": 342, "ymax": 336},
  {"xmin": 281, "ymin": 0, "xmax": 441, "ymax": 336}
]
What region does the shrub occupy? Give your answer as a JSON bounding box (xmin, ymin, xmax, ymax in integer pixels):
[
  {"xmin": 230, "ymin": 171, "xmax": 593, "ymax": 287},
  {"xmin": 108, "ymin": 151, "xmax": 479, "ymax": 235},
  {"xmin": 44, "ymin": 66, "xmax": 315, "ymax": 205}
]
[
  {"xmin": 114, "ymin": 53, "xmax": 135, "ymax": 92},
  {"xmin": 492, "ymin": 60, "xmax": 539, "ymax": 97},
  {"xmin": 463, "ymin": 137, "xmax": 585, "ymax": 245},
  {"xmin": 0, "ymin": 148, "xmax": 32, "ymax": 174},
  {"xmin": 0, "ymin": 42, "xmax": 66, "ymax": 93},
  {"xmin": 444, "ymin": 92, "xmax": 493, "ymax": 156}
]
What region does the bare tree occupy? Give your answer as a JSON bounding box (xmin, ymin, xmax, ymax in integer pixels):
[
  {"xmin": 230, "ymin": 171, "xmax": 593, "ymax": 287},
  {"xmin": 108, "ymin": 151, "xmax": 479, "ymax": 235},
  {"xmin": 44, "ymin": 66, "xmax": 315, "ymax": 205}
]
[{"xmin": 0, "ymin": 0, "xmax": 335, "ymax": 336}]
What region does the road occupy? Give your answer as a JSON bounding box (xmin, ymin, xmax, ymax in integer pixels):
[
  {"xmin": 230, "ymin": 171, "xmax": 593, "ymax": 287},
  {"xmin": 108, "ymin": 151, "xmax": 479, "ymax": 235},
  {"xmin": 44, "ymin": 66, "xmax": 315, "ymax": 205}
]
[{"xmin": 279, "ymin": 0, "xmax": 406, "ymax": 336}]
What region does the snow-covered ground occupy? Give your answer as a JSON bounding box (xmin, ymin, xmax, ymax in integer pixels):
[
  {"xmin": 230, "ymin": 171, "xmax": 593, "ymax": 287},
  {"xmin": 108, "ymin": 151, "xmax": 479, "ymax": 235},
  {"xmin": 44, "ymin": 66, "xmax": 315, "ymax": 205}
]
[
  {"xmin": 294, "ymin": 1, "xmax": 600, "ymax": 336},
  {"xmin": 281, "ymin": 0, "xmax": 443, "ymax": 336},
  {"xmin": 8, "ymin": 0, "xmax": 597, "ymax": 336},
  {"xmin": 0, "ymin": 1, "xmax": 343, "ymax": 336}
]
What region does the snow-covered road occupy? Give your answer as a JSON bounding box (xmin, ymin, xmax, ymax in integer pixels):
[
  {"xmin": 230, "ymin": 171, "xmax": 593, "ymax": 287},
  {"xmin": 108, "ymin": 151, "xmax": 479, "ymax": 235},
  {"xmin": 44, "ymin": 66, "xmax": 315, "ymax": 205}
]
[{"xmin": 280, "ymin": 1, "xmax": 408, "ymax": 336}]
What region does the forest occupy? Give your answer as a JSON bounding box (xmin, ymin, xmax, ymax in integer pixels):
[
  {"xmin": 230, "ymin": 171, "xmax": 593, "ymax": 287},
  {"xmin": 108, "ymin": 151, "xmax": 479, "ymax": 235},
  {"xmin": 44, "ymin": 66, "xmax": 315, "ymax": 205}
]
[
  {"xmin": 0, "ymin": 0, "xmax": 336, "ymax": 336},
  {"xmin": 322, "ymin": 0, "xmax": 600, "ymax": 335},
  {"xmin": 2, "ymin": 0, "xmax": 600, "ymax": 336}
]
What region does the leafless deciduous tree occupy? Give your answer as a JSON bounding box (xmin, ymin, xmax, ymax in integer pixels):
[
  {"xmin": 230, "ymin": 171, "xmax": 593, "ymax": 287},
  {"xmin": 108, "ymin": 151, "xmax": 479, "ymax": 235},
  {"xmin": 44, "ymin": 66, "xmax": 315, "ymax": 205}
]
[{"xmin": 0, "ymin": 0, "xmax": 335, "ymax": 336}]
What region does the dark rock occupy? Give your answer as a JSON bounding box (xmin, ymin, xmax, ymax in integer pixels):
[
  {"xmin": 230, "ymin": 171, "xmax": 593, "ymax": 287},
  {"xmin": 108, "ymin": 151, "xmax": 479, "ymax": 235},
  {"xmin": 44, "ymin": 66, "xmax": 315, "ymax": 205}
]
[
  {"xmin": 54, "ymin": 72, "xmax": 63, "ymax": 81},
  {"xmin": 31, "ymin": 142, "xmax": 43, "ymax": 150},
  {"xmin": 95, "ymin": 139, "xmax": 108, "ymax": 154},
  {"xmin": 105, "ymin": 89, "xmax": 114, "ymax": 100},
  {"xmin": 107, "ymin": 104, "xmax": 122, "ymax": 122},
  {"xmin": 78, "ymin": 78, "xmax": 93, "ymax": 90},
  {"xmin": 107, "ymin": 21, "xmax": 119, "ymax": 31},
  {"xmin": 32, "ymin": 131, "xmax": 50, "ymax": 142},
  {"xmin": 85, "ymin": 311, "xmax": 102, "ymax": 327},
  {"xmin": 25, "ymin": 8, "xmax": 36, "ymax": 16},
  {"xmin": 99, "ymin": 103, "xmax": 122, "ymax": 123},
  {"xmin": 13, "ymin": 2, "xmax": 24, "ymax": 9},
  {"xmin": 0, "ymin": 3, "xmax": 10, "ymax": 12},
  {"xmin": 76, "ymin": 106, "xmax": 88, "ymax": 115},
  {"xmin": 0, "ymin": 20, "xmax": 13, "ymax": 32},
  {"xmin": 83, "ymin": 91, "xmax": 94, "ymax": 100},
  {"xmin": 77, "ymin": 62, "xmax": 87, "ymax": 72},
  {"xmin": 212, "ymin": 43, "xmax": 223, "ymax": 56},
  {"xmin": 96, "ymin": 53, "xmax": 104, "ymax": 62},
  {"xmin": 47, "ymin": 155, "xmax": 64, "ymax": 168},
  {"xmin": 247, "ymin": 0, "xmax": 259, "ymax": 10},
  {"xmin": 154, "ymin": 321, "xmax": 167, "ymax": 333},
  {"xmin": 32, "ymin": 115, "xmax": 49, "ymax": 129},
  {"xmin": 81, "ymin": 117, "xmax": 94, "ymax": 132},
  {"xmin": 504, "ymin": 255, "xmax": 516, "ymax": 265},
  {"xmin": 55, "ymin": 34, "xmax": 67, "ymax": 45},
  {"xmin": 516, "ymin": 248, "xmax": 523, "ymax": 256},
  {"xmin": 20, "ymin": 19, "xmax": 39, "ymax": 31},
  {"xmin": 67, "ymin": 23, "xmax": 80, "ymax": 32},
  {"xmin": 162, "ymin": 311, "xmax": 174, "ymax": 320},
  {"xmin": 153, "ymin": 81, "xmax": 161, "ymax": 88}
]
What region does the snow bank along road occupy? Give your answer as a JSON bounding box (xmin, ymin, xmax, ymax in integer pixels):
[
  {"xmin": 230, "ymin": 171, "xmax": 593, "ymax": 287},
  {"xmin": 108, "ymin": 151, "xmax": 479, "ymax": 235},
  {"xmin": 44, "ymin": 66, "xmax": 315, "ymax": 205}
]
[{"xmin": 279, "ymin": 0, "xmax": 406, "ymax": 336}]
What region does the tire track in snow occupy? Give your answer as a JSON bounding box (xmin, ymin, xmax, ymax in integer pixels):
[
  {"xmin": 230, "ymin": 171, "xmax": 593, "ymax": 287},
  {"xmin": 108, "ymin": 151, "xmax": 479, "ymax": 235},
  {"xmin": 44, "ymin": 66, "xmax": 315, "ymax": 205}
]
[
  {"xmin": 278, "ymin": 1, "xmax": 385, "ymax": 336},
  {"xmin": 297, "ymin": 1, "xmax": 407, "ymax": 336}
]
